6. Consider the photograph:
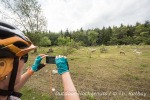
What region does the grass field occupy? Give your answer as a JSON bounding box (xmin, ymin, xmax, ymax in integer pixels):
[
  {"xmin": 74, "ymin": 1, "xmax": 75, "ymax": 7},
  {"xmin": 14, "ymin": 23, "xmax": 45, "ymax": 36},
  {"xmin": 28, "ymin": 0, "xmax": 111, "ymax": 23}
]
[{"xmin": 20, "ymin": 45, "xmax": 150, "ymax": 100}]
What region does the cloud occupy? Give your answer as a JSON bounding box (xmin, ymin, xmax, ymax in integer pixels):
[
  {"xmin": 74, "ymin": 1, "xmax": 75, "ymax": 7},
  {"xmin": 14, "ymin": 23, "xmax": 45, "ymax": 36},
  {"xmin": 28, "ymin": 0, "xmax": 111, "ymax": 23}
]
[
  {"xmin": 41, "ymin": 0, "xmax": 94, "ymax": 32},
  {"xmin": 1, "ymin": 0, "xmax": 150, "ymax": 32},
  {"xmin": 83, "ymin": 0, "xmax": 150, "ymax": 29}
]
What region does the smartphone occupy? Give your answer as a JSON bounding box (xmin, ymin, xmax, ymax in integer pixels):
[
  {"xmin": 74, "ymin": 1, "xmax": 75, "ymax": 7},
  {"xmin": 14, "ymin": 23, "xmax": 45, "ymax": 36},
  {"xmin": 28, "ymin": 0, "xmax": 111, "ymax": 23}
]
[{"xmin": 46, "ymin": 56, "xmax": 56, "ymax": 64}]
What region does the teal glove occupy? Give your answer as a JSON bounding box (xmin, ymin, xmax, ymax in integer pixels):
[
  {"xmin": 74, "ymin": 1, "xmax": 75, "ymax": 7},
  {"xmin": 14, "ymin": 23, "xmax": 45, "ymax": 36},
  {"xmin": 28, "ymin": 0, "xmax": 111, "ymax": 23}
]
[
  {"xmin": 55, "ymin": 57, "xmax": 69, "ymax": 75},
  {"xmin": 31, "ymin": 56, "xmax": 45, "ymax": 72}
]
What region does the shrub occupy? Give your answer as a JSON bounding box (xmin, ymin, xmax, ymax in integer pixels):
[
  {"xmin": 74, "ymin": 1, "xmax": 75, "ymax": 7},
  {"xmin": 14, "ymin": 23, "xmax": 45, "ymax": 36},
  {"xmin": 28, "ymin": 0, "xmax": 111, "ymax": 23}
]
[
  {"xmin": 67, "ymin": 40, "xmax": 81, "ymax": 50},
  {"xmin": 100, "ymin": 45, "xmax": 108, "ymax": 53},
  {"xmin": 60, "ymin": 46, "xmax": 75, "ymax": 56}
]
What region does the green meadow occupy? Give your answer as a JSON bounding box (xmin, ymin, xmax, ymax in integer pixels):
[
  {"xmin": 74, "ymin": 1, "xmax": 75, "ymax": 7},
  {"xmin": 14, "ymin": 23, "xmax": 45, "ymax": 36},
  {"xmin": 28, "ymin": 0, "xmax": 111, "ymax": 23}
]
[{"xmin": 21, "ymin": 45, "xmax": 150, "ymax": 100}]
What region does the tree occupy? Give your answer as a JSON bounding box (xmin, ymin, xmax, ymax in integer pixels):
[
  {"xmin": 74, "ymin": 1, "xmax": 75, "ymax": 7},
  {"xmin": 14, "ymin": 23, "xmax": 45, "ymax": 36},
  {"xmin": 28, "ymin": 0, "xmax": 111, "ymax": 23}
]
[
  {"xmin": 40, "ymin": 37, "xmax": 51, "ymax": 46},
  {"xmin": 25, "ymin": 32, "xmax": 41, "ymax": 45},
  {"xmin": 64, "ymin": 29, "xmax": 70, "ymax": 37},
  {"xmin": 102, "ymin": 26, "xmax": 112, "ymax": 45},
  {"xmin": 87, "ymin": 30, "xmax": 98, "ymax": 46},
  {"xmin": 126, "ymin": 25, "xmax": 135, "ymax": 37},
  {"xmin": 57, "ymin": 36, "xmax": 70, "ymax": 46},
  {"xmin": 71, "ymin": 31, "xmax": 88, "ymax": 46},
  {"xmin": 144, "ymin": 20, "xmax": 150, "ymax": 27},
  {"xmin": 1, "ymin": 0, "xmax": 47, "ymax": 33},
  {"xmin": 46, "ymin": 33, "xmax": 59, "ymax": 46}
]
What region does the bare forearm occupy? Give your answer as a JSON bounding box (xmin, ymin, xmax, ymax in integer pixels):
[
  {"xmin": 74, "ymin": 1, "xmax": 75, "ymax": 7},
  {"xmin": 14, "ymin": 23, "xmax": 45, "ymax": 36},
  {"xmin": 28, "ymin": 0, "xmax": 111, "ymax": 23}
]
[
  {"xmin": 14, "ymin": 69, "xmax": 33, "ymax": 91},
  {"xmin": 62, "ymin": 72, "xmax": 80, "ymax": 100}
]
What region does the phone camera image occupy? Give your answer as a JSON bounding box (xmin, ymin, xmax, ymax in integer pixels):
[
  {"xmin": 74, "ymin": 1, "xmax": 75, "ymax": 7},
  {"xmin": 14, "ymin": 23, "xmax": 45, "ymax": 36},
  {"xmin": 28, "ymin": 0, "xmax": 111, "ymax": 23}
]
[{"xmin": 46, "ymin": 56, "xmax": 56, "ymax": 64}]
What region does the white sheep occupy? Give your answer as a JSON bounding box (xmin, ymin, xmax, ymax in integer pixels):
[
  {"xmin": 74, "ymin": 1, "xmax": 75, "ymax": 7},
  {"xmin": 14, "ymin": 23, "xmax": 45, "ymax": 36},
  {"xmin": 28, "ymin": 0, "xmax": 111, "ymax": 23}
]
[
  {"xmin": 135, "ymin": 51, "xmax": 142, "ymax": 55},
  {"xmin": 133, "ymin": 49, "xmax": 142, "ymax": 55}
]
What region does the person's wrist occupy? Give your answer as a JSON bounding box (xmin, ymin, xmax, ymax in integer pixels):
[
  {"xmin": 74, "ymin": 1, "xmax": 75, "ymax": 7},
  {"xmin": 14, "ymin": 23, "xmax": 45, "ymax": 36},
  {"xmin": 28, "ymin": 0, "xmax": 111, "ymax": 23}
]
[
  {"xmin": 31, "ymin": 64, "xmax": 39, "ymax": 72},
  {"xmin": 58, "ymin": 70, "xmax": 69, "ymax": 75},
  {"xmin": 57, "ymin": 66, "xmax": 69, "ymax": 75},
  {"xmin": 61, "ymin": 71, "xmax": 69, "ymax": 75},
  {"xmin": 27, "ymin": 68, "xmax": 34, "ymax": 75}
]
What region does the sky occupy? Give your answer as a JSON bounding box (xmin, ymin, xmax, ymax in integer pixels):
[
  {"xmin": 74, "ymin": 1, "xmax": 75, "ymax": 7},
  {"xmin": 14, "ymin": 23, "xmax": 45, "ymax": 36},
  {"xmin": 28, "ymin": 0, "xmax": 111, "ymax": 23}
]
[
  {"xmin": 39, "ymin": 0, "xmax": 150, "ymax": 32},
  {"xmin": 0, "ymin": 0, "xmax": 150, "ymax": 32}
]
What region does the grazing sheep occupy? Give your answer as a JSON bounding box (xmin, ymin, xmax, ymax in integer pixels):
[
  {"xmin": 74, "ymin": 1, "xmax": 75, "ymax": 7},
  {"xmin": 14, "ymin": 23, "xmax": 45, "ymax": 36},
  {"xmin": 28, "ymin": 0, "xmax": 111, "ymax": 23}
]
[
  {"xmin": 135, "ymin": 51, "xmax": 142, "ymax": 55},
  {"xmin": 133, "ymin": 49, "xmax": 142, "ymax": 55},
  {"xmin": 120, "ymin": 50, "xmax": 125, "ymax": 55}
]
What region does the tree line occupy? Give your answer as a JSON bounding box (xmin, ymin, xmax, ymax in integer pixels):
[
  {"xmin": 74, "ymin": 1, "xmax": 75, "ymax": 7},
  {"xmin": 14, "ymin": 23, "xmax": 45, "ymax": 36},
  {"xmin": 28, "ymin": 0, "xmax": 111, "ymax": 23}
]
[{"xmin": 26, "ymin": 21, "xmax": 150, "ymax": 47}]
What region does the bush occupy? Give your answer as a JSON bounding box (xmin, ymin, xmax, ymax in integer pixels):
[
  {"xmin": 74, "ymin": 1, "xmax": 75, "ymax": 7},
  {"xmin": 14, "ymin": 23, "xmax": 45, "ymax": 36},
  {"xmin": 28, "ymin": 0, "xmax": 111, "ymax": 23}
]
[
  {"xmin": 60, "ymin": 46, "xmax": 75, "ymax": 56},
  {"xmin": 67, "ymin": 40, "xmax": 81, "ymax": 50},
  {"xmin": 100, "ymin": 45, "xmax": 108, "ymax": 53}
]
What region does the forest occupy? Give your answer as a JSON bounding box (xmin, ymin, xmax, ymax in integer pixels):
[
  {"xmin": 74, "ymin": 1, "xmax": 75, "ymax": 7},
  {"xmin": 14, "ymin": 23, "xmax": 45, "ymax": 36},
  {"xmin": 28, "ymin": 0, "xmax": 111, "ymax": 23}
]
[{"xmin": 26, "ymin": 21, "xmax": 150, "ymax": 47}]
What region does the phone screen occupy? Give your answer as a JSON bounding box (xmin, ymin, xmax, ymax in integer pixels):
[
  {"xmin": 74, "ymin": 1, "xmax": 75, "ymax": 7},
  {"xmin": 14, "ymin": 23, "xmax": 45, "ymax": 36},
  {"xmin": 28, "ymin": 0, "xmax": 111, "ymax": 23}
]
[{"xmin": 46, "ymin": 56, "xmax": 55, "ymax": 64}]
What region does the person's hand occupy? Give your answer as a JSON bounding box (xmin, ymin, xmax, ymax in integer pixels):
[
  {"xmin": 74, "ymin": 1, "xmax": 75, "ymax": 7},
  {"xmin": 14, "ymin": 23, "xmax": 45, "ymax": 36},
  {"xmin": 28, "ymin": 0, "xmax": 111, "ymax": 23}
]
[
  {"xmin": 31, "ymin": 54, "xmax": 48, "ymax": 72},
  {"xmin": 55, "ymin": 55, "xmax": 69, "ymax": 75}
]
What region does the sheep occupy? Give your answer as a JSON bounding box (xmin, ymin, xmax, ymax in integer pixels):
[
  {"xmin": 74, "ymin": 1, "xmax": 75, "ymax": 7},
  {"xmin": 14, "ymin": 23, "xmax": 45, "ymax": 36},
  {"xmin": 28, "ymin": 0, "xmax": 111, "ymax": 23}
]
[
  {"xmin": 120, "ymin": 51, "xmax": 125, "ymax": 55},
  {"xmin": 135, "ymin": 51, "xmax": 142, "ymax": 55},
  {"xmin": 133, "ymin": 49, "xmax": 142, "ymax": 55}
]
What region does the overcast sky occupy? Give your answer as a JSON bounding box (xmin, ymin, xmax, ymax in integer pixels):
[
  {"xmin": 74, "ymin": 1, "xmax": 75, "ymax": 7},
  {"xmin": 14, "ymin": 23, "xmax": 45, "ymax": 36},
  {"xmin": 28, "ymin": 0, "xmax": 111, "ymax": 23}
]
[
  {"xmin": 39, "ymin": 0, "xmax": 150, "ymax": 32},
  {"xmin": 0, "ymin": 0, "xmax": 150, "ymax": 32}
]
